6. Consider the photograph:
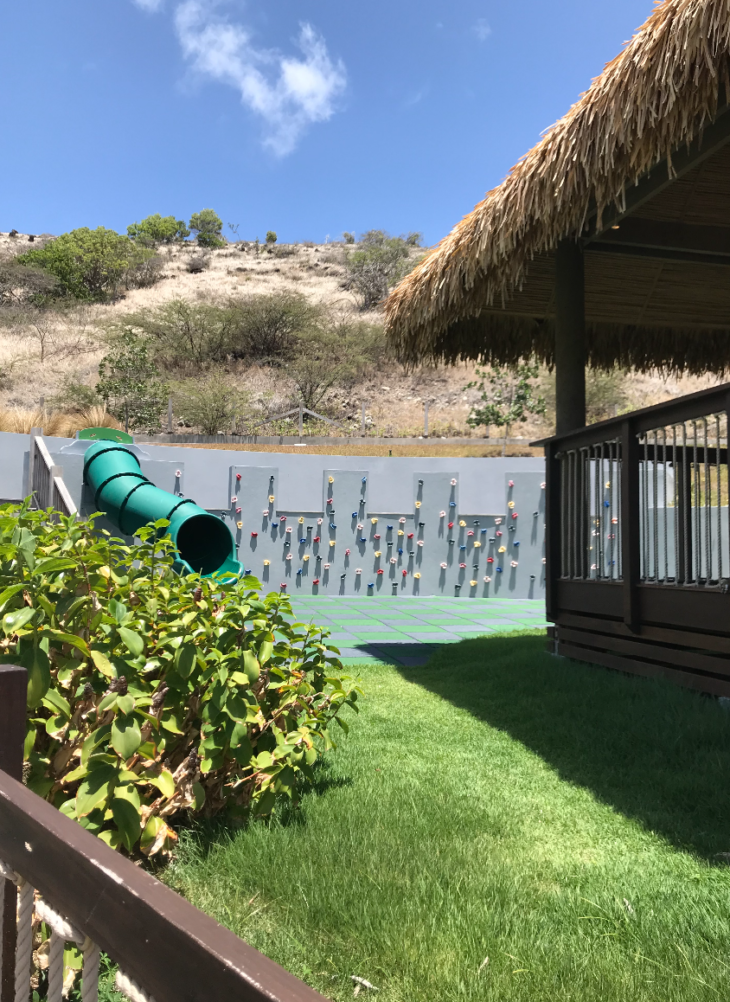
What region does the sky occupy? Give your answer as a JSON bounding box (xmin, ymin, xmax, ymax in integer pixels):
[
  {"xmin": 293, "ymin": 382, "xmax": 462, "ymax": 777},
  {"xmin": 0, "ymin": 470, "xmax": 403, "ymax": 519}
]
[{"xmin": 1, "ymin": 0, "xmax": 652, "ymax": 246}]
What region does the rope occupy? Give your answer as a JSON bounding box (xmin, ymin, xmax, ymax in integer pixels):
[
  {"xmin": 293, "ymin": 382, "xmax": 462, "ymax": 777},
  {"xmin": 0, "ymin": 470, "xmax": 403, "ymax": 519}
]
[
  {"xmin": 115, "ymin": 968, "xmax": 157, "ymax": 1002},
  {"xmin": 0, "ymin": 860, "xmax": 19, "ymax": 883},
  {"xmin": 34, "ymin": 898, "xmax": 85, "ymax": 945},
  {"xmin": 14, "ymin": 879, "xmax": 33, "ymax": 1002}
]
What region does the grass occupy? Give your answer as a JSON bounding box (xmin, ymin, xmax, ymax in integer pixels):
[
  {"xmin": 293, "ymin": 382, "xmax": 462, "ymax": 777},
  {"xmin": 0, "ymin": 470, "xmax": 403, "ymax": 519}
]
[
  {"xmin": 166, "ymin": 633, "xmax": 730, "ymax": 1001},
  {"xmin": 169, "ymin": 441, "xmax": 542, "ymax": 457}
]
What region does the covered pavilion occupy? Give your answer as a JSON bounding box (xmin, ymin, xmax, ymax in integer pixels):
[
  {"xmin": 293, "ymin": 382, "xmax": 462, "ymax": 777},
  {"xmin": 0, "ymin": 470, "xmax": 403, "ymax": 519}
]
[{"xmin": 385, "ymin": 0, "xmax": 730, "ymax": 434}]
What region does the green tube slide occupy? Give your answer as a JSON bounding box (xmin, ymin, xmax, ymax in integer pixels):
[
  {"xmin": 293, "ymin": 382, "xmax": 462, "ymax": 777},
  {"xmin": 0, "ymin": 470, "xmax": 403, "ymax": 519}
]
[{"xmin": 83, "ymin": 441, "xmax": 242, "ymax": 579}]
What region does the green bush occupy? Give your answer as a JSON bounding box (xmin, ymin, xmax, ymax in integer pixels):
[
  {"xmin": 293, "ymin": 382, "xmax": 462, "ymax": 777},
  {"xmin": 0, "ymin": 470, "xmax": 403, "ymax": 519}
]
[
  {"xmin": 172, "ymin": 374, "xmax": 251, "ymax": 435},
  {"xmin": 97, "ymin": 328, "xmax": 169, "ymax": 433},
  {"xmin": 48, "ymin": 372, "xmax": 100, "ymax": 414},
  {"xmin": 189, "ymin": 209, "xmax": 225, "ymax": 249},
  {"xmin": 266, "ymin": 231, "xmax": 277, "ymax": 245},
  {"xmin": 16, "ymin": 227, "xmax": 158, "ymax": 301},
  {"xmin": 127, "ymin": 214, "xmax": 189, "ymax": 245},
  {"xmin": 114, "ymin": 293, "xmax": 321, "ymax": 370},
  {"xmin": 345, "ymin": 230, "xmax": 419, "ymax": 310},
  {"xmin": 5, "ymin": 504, "xmax": 358, "ymax": 855},
  {"xmin": 342, "ymin": 232, "xmax": 355, "ymax": 245}
]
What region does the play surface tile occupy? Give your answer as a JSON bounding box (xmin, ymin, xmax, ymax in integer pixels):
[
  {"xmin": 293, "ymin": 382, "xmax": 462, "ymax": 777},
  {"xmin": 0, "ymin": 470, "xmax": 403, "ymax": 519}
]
[{"xmin": 289, "ymin": 597, "xmax": 548, "ymax": 666}]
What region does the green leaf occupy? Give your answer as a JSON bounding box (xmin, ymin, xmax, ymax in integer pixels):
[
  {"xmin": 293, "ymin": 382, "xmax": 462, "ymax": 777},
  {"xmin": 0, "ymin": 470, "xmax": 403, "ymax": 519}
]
[
  {"xmin": 40, "ymin": 629, "xmax": 91, "ymax": 658},
  {"xmin": 116, "ymin": 694, "xmax": 135, "ymax": 715},
  {"xmin": 149, "ymin": 769, "xmax": 175, "ymax": 799},
  {"xmin": 42, "ymin": 688, "xmax": 71, "ymax": 720},
  {"xmin": 76, "ymin": 764, "xmax": 117, "ymax": 817},
  {"xmin": 224, "ymin": 694, "xmax": 249, "ymax": 723},
  {"xmin": 111, "ymin": 715, "xmax": 142, "ymax": 760},
  {"xmin": 3, "ymin": 606, "xmax": 36, "ymax": 635},
  {"xmin": 108, "ymin": 599, "xmax": 128, "ymax": 625},
  {"xmin": 175, "ymin": 643, "xmax": 196, "ymax": 678},
  {"xmin": 117, "ymin": 627, "xmax": 144, "ymax": 657},
  {"xmin": 258, "ymin": 640, "xmax": 274, "ymax": 665},
  {"xmin": 34, "ymin": 557, "xmax": 77, "ymax": 575},
  {"xmin": 21, "ymin": 643, "xmax": 51, "ymax": 708},
  {"xmin": 242, "ymin": 649, "xmax": 260, "ymax": 682},
  {"xmin": 90, "ymin": 649, "xmax": 116, "ymax": 679},
  {"xmin": 0, "ymin": 583, "xmax": 27, "ymax": 614}
]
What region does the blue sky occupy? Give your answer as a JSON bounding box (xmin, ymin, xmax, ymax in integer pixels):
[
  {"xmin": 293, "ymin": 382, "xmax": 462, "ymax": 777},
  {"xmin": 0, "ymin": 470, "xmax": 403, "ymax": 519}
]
[{"xmin": 2, "ymin": 0, "xmax": 650, "ymax": 245}]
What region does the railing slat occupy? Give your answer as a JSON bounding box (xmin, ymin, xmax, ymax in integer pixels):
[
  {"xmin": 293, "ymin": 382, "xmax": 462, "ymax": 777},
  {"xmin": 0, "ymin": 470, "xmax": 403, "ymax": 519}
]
[{"xmin": 621, "ymin": 420, "xmax": 640, "ymax": 629}]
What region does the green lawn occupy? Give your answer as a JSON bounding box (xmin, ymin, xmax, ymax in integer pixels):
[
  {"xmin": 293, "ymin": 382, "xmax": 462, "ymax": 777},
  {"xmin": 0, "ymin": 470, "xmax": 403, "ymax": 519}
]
[{"xmin": 167, "ymin": 633, "xmax": 730, "ymax": 1002}]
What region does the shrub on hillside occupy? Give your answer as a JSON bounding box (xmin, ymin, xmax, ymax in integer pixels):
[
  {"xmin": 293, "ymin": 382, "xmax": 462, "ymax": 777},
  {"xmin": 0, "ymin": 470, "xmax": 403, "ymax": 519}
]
[
  {"xmin": 266, "ymin": 231, "xmax": 277, "ymax": 245},
  {"xmin": 97, "ymin": 328, "xmax": 169, "ymax": 432},
  {"xmin": 48, "ymin": 372, "xmax": 100, "ymax": 414},
  {"xmin": 0, "ymin": 259, "xmax": 61, "ymax": 308},
  {"xmin": 172, "ymin": 374, "xmax": 251, "ymax": 435},
  {"xmin": 345, "ymin": 230, "xmax": 419, "ymax": 310},
  {"xmin": 189, "ymin": 209, "xmax": 225, "ymax": 249},
  {"xmin": 17, "ymin": 227, "xmax": 159, "ymax": 301},
  {"xmin": 127, "ymin": 214, "xmax": 190, "ymax": 245},
  {"xmin": 5, "ymin": 505, "xmax": 358, "ymax": 855}
]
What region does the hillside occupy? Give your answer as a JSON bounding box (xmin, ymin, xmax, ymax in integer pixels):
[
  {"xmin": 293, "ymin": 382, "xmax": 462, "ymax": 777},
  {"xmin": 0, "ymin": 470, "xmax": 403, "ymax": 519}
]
[{"xmin": 0, "ymin": 231, "xmax": 721, "ymax": 441}]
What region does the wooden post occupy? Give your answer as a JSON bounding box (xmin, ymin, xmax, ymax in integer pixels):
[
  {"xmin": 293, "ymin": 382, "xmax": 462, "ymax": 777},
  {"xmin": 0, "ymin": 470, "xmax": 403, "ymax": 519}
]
[
  {"xmin": 0, "ymin": 665, "xmax": 26, "ymax": 1002},
  {"xmin": 423, "ymin": 402, "xmax": 429, "ymax": 438},
  {"xmin": 27, "ymin": 427, "xmax": 42, "ymax": 500},
  {"xmin": 361, "ymin": 403, "xmax": 366, "ymax": 436},
  {"xmin": 621, "ymin": 420, "xmax": 640, "ymax": 630},
  {"xmin": 555, "ymin": 239, "xmax": 586, "ymax": 435},
  {"xmin": 544, "ymin": 441, "xmax": 561, "ymax": 622},
  {"xmin": 167, "ymin": 397, "xmax": 173, "ymax": 434},
  {"xmin": 298, "ymin": 404, "xmax": 303, "ymax": 438}
]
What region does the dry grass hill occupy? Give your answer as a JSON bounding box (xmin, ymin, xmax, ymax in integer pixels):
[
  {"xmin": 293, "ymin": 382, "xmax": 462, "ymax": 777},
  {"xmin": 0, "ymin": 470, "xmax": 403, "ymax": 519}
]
[{"xmin": 0, "ymin": 231, "xmax": 721, "ymax": 444}]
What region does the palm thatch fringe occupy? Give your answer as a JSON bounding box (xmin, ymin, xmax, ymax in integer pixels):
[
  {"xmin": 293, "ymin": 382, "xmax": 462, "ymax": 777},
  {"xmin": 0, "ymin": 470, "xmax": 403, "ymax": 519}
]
[
  {"xmin": 385, "ymin": 0, "xmax": 730, "ymax": 357},
  {"xmin": 416, "ymin": 314, "xmax": 730, "ymax": 376}
]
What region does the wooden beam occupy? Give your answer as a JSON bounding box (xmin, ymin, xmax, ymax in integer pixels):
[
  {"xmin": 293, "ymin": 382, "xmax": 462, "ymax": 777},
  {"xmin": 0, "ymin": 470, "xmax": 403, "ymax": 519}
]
[
  {"xmin": 586, "ymin": 243, "xmax": 730, "ymax": 267},
  {"xmin": 589, "ymin": 103, "xmax": 730, "ymax": 235},
  {"xmin": 0, "ymin": 666, "xmax": 25, "ymax": 1002},
  {"xmin": 554, "ymin": 239, "xmax": 586, "ymax": 434},
  {"xmin": 587, "ymin": 217, "xmax": 730, "ymax": 255}
]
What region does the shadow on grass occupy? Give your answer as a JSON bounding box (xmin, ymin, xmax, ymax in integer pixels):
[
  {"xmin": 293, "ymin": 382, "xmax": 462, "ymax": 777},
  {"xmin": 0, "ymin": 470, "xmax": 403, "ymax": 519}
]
[
  {"xmin": 172, "ymin": 763, "xmax": 353, "ymax": 860},
  {"xmin": 397, "ymin": 633, "xmax": 730, "ymax": 861}
]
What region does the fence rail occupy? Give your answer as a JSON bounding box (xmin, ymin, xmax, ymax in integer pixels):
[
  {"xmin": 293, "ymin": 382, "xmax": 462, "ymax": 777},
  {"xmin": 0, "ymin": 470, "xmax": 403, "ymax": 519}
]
[
  {"xmin": 537, "ymin": 381, "xmax": 730, "ymax": 696},
  {"xmin": 28, "ymin": 430, "xmax": 77, "ymax": 517},
  {"xmin": 0, "ymin": 667, "xmax": 324, "ymax": 1002}
]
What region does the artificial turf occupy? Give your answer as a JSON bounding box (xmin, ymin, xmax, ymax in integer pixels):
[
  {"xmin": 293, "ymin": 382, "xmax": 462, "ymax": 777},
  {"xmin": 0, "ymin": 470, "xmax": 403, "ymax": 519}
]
[{"xmin": 166, "ymin": 632, "xmax": 730, "ymax": 1001}]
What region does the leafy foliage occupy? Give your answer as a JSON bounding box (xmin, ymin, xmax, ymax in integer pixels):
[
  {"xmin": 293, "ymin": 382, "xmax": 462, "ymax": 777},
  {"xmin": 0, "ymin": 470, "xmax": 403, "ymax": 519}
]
[
  {"xmin": 4, "ymin": 504, "xmax": 359, "ymax": 856},
  {"xmin": 172, "ymin": 374, "xmax": 251, "ymax": 435},
  {"xmin": 127, "ymin": 214, "xmax": 190, "ymax": 245},
  {"xmin": 345, "ymin": 230, "xmax": 419, "ymax": 310},
  {"xmin": 466, "ymin": 360, "xmax": 546, "ymax": 454},
  {"xmin": 16, "ymin": 228, "xmax": 160, "ymax": 301},
  {"xmin": 265, "ymin": 231, "xmax": 277, "ymax": 245},
  {"xmin": 189, "ymin": 209, "xmax": 225, "ymax": 249},
  {"xmin": 96, "ymin": 328, "xmax": 169, "ymax": 433},
  {"xmin": 0, "ymin": 259, "xmax": 61, "ymax": 308}
]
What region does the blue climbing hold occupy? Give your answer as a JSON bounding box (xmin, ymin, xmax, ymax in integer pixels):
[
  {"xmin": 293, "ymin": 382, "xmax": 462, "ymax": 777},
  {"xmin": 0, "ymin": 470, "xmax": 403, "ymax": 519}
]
[
  {"xmin": 398, "ymin": 548, "xmax": 403, "ymax": 555},
  {"xmin": 330, "ymin": 523, "xmax": 337, "ymax": 529},
  {"xmin": 604, "ymin": 500, "xmax": 610, "ymax": 507},
  {"xmin": 460, "ymin": 545, "xmax": 466, "ymax": 550},
  {"xmin": 360, "ymin": 537, "xmax": 367, "ymax": 543},
  {"xmin": 449, "ymin": 501, "xmax": 456, "ymax": 507},
  {"xmin": 513, "ymin": 541, "xmax": 520, "ymax": 547},
  {"xmin": 496, "ymin": 566, "xmax": 503, "ymax": 573},
  {"xmin": 299, "ymin": 538, "xmax": 307, "ymax": 544},
  {"xmin": 296, "ymin": 569, "xmax": 302, "ymax": 575},
  {"xmin": 352, "ymin": 512, "xmax": 358, "ymax": 518}
]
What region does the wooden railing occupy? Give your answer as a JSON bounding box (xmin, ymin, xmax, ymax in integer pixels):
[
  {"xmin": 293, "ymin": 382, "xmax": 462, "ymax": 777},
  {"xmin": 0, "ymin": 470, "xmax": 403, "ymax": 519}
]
[
  {"xmin": 0, "ymin": 666, "xmax": 324, "ymax": 1002},
  {"xmin": 28, "ymin": 429, "xmax": 77, "ymax": 517},
  {"xmin": 537, "ymin": 381, "xmax": 730, "ymax": 696}
]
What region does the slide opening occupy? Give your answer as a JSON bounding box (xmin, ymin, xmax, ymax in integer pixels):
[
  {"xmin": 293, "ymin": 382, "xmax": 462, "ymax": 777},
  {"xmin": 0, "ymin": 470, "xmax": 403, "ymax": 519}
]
[{"xmin": 175, "ymin": 514, "xmax": 234, "ymax": 576}]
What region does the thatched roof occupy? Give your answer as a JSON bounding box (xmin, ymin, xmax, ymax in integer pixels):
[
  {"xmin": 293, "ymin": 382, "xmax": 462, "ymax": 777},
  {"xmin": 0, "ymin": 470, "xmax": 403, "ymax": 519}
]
[{"xmin": 385, "ymin": 0, "xmax": 730, "ymax": 374}]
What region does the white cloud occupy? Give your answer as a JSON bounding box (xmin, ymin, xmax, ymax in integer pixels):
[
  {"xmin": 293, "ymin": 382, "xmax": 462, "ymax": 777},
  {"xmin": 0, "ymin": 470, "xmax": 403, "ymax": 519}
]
[
  {"xmin": 472, "ymin": 18, "xmax": 492, "ymax": 41},
  {"xmin": 174, "ymin": 1, "xmax": 347, "ymax": 156},
  {"xmin": 133, "ymin": 0, "xmax": 165, "ymax": 12}
]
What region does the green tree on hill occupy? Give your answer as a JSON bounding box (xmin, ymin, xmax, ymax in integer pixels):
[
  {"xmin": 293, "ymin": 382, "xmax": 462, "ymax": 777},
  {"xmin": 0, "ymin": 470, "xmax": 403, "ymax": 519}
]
[
  {"xmin": 127, "ymin": 214, "xmax": 189, "ymax": 244},
  {"xmin": 189, "ymin": 209, "xmax": 225, "ymax": 248}
]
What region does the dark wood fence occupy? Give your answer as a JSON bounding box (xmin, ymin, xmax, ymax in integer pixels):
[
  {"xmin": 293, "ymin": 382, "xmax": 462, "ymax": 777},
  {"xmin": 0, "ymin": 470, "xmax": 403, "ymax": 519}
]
[
  {"xmin": 538, "ymin": 382, "xmax": 730, "ymax": 696},
  {"xmin": 0, "ymin": 666, "xmax": 325, "ymax": 1002}
]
